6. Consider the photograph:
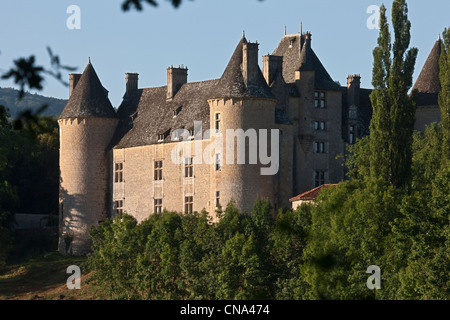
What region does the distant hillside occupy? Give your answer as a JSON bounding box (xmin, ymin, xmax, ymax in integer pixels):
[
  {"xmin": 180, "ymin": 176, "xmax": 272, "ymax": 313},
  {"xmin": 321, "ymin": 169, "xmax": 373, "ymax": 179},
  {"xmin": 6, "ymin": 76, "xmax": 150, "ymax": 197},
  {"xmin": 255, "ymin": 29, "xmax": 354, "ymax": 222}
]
[{"xmin": 0, "ymin": 87, "xmax": 67, "ymax": 119}]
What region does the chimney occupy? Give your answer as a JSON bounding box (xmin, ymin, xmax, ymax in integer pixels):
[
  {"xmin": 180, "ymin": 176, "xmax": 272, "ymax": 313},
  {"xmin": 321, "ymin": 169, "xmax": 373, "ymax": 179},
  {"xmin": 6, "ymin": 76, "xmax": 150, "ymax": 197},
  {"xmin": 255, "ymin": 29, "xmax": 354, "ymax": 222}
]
[
  {"xmin": 262, "ymin": 55, "xmax": 283, "ymax": 86},
  {"xmin": 69, "ymin": 73, "xmax": 81, "ymax": 97},
  {"xmin": 304, "ymin": 32, "xmax": 312, "ymax": 48},
  {"xmin": 347, "ymin": 74, "xmax": 361, "ymax": 106},
  {"xmin": 242, "ymin": 41, "xmax": 259, "ymax": 85},
  {"xmin": 167, "ymin": 66, "xmax": 188, "ymax": 100},
  {"xmin": 125, "ymin": 73, "xmax": 139, "ymax": 95}
]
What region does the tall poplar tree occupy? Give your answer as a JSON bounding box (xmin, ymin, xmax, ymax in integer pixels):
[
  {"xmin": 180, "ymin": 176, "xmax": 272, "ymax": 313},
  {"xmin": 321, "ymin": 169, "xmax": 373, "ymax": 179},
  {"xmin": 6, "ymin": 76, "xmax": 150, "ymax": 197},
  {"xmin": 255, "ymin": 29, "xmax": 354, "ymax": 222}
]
[{"xmin": 369, "ymin": 0, "xmax": 418, "ymax": 188}]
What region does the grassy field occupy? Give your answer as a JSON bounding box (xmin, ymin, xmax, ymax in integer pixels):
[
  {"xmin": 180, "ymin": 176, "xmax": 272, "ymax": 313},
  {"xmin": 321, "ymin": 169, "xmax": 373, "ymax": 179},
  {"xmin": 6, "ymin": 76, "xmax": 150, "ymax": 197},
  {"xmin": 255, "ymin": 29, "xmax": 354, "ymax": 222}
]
[{"xmin": 0, "ymin": 252, "xmax": 107, "ymax": 300}]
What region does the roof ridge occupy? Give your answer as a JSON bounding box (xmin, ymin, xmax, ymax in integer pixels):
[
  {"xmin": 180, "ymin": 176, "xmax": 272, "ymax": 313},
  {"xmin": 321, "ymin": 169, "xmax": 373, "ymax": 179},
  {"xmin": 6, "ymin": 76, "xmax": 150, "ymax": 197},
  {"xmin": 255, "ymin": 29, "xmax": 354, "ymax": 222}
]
[{"xmin": 289, "ymin": 184, "xmax": 338, "ymax": 202}]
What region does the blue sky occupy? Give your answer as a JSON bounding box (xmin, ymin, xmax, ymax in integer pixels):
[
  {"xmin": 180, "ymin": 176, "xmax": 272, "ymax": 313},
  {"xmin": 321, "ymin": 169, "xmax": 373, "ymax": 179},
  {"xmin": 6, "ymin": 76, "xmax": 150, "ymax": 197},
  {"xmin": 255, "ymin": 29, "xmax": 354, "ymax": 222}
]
[{"xmin": 0, "ymin": 0, "xmax": 448, "ymax": 107}]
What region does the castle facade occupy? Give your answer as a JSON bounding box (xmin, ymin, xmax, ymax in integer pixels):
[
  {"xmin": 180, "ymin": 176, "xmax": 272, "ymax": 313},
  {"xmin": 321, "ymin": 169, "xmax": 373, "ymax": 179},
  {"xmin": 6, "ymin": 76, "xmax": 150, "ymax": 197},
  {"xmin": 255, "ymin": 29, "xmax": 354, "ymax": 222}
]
[{"xmin": 58, "ymin": 31, "xmax": 441, "ymax": 255}]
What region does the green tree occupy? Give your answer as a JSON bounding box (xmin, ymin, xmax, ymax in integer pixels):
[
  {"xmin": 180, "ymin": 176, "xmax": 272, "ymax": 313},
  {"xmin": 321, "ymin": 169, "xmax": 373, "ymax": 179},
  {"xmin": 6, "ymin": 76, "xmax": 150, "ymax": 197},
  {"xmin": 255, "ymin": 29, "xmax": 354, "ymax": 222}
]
[
  {"xmin": 302, "ymin": 179, "xmax": 405, "ymax": 300},
  {"xmin": 217, "ymin": 233, "xmax": 266, "ymax": 299},
  {"xmin": 395, "ymin": 166, "xmax": 450, "ymax": 299},
  {"xmin": 439, "ymin": 28, "xmax": 450, "ymax": 163},
  {"xmin": 0, "ymin": 106, "xmax": 18, "ymax": 267},
  {"xmin": 271, "ymin": 204, "xmax": 312, "ymax": 299},
  {"xmin": 178, "ymin": 210, "xmax": 218, "ymax": 299},
  {"xmin": 87, "ymin": 214, "xmax": 145, "ymax": 299},
  {"xmin": 369, "ymin": 0, "xmax": 418, "ymax": 188}
]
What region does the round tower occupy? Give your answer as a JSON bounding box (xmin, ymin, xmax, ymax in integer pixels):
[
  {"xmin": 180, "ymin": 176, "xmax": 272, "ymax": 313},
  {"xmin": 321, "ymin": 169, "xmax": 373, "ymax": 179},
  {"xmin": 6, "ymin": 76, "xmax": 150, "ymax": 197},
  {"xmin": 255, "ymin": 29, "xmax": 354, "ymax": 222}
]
[
  {"xmin": 209, "ymin": 37, "xmax": 277, "ymax": 215},
  {"xmin": 58, "ymin": 62, "xmax": 118, "ymax": 255}
]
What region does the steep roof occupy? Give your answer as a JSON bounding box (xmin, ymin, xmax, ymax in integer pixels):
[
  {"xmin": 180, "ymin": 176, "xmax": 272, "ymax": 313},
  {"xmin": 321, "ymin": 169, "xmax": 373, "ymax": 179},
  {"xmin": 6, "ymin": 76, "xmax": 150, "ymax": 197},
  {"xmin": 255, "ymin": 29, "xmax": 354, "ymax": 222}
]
[
  {"xmin": 211, "ymin": 37, "xmax": 274, "ymax": 99},
  {"xmin": 289, "ymin": 184, "xmax": 338, "ymax": 202},
  {"xmin": 112, "ymin": 79, "xmax": 219, "ymax": 149},
  {"xmin": 59, "ymin": 62, "xmax": 117, "ymax": 119},
  {"xmin": 412, "ymin": 39, "xmax": 442, "ymax": 106},
  {"xmin": 273, "ymin": 34, "xmax": 341, "ymax": 90}
]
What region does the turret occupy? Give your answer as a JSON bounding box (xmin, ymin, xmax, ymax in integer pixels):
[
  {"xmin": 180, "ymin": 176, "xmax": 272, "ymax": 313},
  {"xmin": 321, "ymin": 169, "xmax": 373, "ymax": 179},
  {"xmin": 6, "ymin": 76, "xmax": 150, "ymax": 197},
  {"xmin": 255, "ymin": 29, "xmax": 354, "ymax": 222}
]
[
  {"xmin": 411, "ymin": 37, "xmax": 442, "ymax": 131},
  {"xmin": 58, "ymin": 61, "xmax": 118, "ymax": 255},
  {"xmin": 208, "ymin": 35, "xmax": 277, "ymax": 215}
]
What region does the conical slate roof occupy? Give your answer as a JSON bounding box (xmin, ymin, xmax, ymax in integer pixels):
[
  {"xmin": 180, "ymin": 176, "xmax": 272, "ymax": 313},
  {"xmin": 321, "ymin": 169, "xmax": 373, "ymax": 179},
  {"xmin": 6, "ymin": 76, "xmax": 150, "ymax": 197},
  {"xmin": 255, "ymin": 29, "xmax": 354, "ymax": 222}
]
[
  {"xmin": 59, "ymin": 62, "xmax": 117, "ymax": 119},
  {"xmin": 211, "ymin": 37, "xmax": 274, "ymax": 99},
  {"xmin": 412, "ymin": 39, "xmax": 442, "ymax": 106},
  {"xmin": 273, "ymin": 33, "xmax": 341, "ymax": 90},
  {"xmin": 298, "ymin": 40, "xmax": 341, "ymax": 90}
]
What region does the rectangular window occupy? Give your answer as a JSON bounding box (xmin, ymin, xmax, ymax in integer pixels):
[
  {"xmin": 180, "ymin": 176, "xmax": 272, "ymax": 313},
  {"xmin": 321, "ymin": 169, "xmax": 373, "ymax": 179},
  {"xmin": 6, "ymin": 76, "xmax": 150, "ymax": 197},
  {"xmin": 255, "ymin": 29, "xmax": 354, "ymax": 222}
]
[
  {"xmin": 215, "ymin": 153, "xmax": 221, "ymax": 171},
  {"xmin": 314, "ymin": 141, "xmax": 327, "ymax": 153},
  {"xmin": 185, "ymin": 196, "xmax": 193, "ymax": 214},
  {"xmin": 349, "ymin": 125, "xmax": 355, "ymax": 145},
  {"xmin": 115, "ymin": 200, "xmax": 124, "ymax": 216},
  {"xmin": 216, "ymin": 191, "xmax": 220, "ymax": 208},
  {"xmin": 215, "ymin": 113, "xmax": 221, "ymax": 133},
  {"xmin": 154, "ymin": 198, "xmax": 162, "ymax": 214},
  {"xmin": 173, "ymin": 106, "xmax": 182, "ymax": 118},
  {"xmin": 154, "ymin": 160, "xmax": 163, "ymax": 180},
  {"xmin": 114, "ymin": 162, "xmax": 124, "ymax": 183},
  {"xmin": 185, "ymin": 157, "xmax": 193, "ymax": 178},
  {"xmin": 314, "ymin": 121, "xmax": 326, "ymax": 131},
  {"xmin": 314, "ymin": 91, "xmax": 326, "ymax": 108},
  {"xmin": 314, "ymin": 171, "xmax": 326, "ymax": 187}
]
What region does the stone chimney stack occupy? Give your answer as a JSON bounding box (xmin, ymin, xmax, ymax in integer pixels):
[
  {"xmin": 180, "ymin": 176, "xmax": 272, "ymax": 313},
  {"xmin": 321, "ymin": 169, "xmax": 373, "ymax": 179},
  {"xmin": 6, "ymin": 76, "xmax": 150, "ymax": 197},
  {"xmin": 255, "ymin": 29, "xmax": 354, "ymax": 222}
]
[
  {"xmin": 347, "ymin": 74, "xmax": 361, "ymax": 106},
  {"xmin": 304, "ymin": 32, "xmax": 312, "ymax": 48},
  {"xmin": 69, "ymin": 73, "xmax": 82, "ymax": 97},
  {"xmin": 125, "ymin": 73, "xmax": 139, "ymax": 94},
  {"xmin": 167, "ymin": 66, "xmax": 188, "ymax": 100},
  {"xmin": 242, "ymin": 41, "xmax": 259, "ymax": 86},
  {"xmin": 262, "ymin": 55, "xmax": 283, "ymax": 86}
]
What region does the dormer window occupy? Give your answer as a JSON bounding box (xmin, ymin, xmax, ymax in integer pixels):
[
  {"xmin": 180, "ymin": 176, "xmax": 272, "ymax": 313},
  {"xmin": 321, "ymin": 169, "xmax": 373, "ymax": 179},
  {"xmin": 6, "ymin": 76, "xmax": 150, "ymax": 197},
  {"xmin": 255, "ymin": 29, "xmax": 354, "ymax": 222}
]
[
  {"xmin": 188, "ymin": 129, "xmax": 195, "ymax": 140},
  {"xmin": 173, "ymin": 106, "xmax": 182, "ymax": 118},
  {"xmin": 158, "ymin": 129, "xmax": 170, "ymax": 142},
  {"xmin": 172, "ymin": 127, "xmax": 185, "ymax": 141}
]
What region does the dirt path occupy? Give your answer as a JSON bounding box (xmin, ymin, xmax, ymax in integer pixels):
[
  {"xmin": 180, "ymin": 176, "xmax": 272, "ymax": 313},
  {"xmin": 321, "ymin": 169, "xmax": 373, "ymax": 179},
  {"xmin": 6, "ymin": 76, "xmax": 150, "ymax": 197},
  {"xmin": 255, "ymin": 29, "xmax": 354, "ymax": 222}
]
[{"xmin": 0, "ymin": 253, "xmax": 106, "ymax": 300}]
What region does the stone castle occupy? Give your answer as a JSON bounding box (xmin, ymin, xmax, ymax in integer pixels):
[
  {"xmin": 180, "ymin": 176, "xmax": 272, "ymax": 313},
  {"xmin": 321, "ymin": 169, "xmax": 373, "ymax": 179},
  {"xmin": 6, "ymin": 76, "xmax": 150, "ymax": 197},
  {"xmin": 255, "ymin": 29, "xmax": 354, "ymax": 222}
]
[{"xmin": 58, "ymin": 30, "xmax": 442, "ymax": 255}]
